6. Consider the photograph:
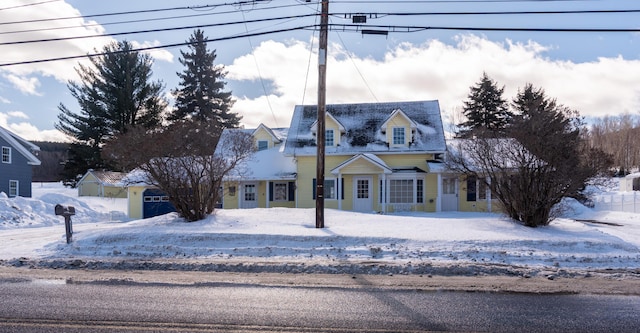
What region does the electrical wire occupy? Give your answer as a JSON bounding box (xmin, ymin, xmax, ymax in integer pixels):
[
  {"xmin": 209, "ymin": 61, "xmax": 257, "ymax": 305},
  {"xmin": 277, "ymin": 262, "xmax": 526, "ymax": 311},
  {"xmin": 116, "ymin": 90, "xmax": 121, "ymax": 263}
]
[
  {"xmin": 241, "ymin": 10, "xmax": 278, "ymax": 127},
  {"xmin": 331, "ymin": 8, "xmax": 640, "ymax": 19},
  {"xmin": 0, "ymin": 14, "xmax": 317, "ymax": 46},
  {"xmin": 334, "ymin": 30, "xmax": 379, "ymax": 102},
  {"xmin": 323, "ymin": 23, "xmax": 640, "ymax": 33},
  {"xmin": 0, "ymin": 25, "xmax": 316, "ymax": 67},
  {"xmin": 0, "ymin": 0, "xmax": 274, "ymax": 26},
  {"xmin": 0, "ymin": 0, "xmax": 61, "ymax": 11},
  {"xmin": 0, "ymin": 2, "xmax": 312, "ymax": 37}
]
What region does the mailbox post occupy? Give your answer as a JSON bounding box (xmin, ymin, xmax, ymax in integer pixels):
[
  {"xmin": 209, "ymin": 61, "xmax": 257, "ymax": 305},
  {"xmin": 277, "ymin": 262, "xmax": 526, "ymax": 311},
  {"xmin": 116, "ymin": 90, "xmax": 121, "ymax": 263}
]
[{"xmin": 55, "ymin": 204, "xmax": 75, "ymax": 244}]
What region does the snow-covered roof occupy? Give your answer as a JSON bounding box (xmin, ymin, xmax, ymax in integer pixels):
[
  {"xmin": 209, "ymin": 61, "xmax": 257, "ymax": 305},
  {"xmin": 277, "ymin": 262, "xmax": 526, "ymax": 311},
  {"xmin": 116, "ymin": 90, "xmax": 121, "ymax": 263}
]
[
  {"xmin": 226, "ymin": 145, "xmax": 296, "ymax": 181},
  {"xmin": 624, "ymin": 172, "xmax": 640, "ymax": 179},
  {"xmin": 283, "ymin": 100, "xmax": 446, "ymax": 156},
  {"xmin": 0, "ymin": 125, "xmax": 40, "ymax": 166},
  {"xmin": 80, "ymin": 170, "xmax": 127, "ymax": 186}
]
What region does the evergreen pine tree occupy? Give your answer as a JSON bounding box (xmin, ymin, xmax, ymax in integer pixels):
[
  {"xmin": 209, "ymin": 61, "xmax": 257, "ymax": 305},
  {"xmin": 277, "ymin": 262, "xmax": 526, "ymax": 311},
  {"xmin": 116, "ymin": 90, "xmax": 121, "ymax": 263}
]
[
  {"xmin": 457, "ymin": 72, "xmax": 511, "ymax": 137},
  {"xmin": 170, "ymin": 29, "xmax": 240, "ymax": 128},
  {"xmin": 56, "ymin": 40, "xmax": 167, "ymax": 185}
]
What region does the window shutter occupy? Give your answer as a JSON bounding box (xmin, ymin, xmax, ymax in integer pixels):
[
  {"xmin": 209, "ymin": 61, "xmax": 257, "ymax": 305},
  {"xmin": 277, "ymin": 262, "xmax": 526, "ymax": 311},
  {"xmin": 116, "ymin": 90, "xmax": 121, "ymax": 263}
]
[
  {"xmin": 288, "ymin": 182, "xmax": 295, "ymax": 201},
  {"xmin": 312, "ymin": 178, "xmax": 316, "ymax": 199},
  {"xmin": 341, "ymin": 178, "xmax": 345, "ymax": 199},
  {"xmin": 466, "ymin": 176, "xmax": 477, "ymax": 202},
  {"xmin": 268, "ymin": 182, "xmax": 273, "ymax": 202}
]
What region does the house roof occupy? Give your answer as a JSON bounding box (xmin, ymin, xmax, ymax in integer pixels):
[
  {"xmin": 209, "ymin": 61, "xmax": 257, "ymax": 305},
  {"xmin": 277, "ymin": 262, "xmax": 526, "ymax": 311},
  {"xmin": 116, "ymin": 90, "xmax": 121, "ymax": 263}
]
[
  {"xmin": 80, "ymin": 170, "xmax": 126, "ymax": 186},
  {"xmin": 252, "ymin": 123, "xmax": 284, "ymax": 143},
  {"xmin": 0, "ymin": 125, "xmax": 40, "ymax": 165},
  {"xmin": 225, "ymin": 145, "xmax": 297, "ymax": 181},
  {"xmin": 283, "ymin": 100, "xmax": 446, "ymax": 156},
  {"xmin": 224, "ymin": 126, "xmax": 296, "ymax": 181},
  {"xmin": 331, "ymin": 153, "xmax": 393, "ymax": 175}
]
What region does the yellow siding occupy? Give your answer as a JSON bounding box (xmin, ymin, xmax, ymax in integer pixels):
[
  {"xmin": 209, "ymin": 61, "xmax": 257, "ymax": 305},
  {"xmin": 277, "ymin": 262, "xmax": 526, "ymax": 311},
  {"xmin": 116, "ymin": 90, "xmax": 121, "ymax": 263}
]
[
  {"xmin": 222, "ymin": 181, "xmax": 239, "ymax": 209},
  {"xmin": 253, "ymin": 127, "xmax": 275, "ymax": 149},
  {"xmin": 378, "ymin": 154, "xmax": 432, "ymax": 168},
  {"xmin": 78, "ymin": 173, "xmax": 99, "ymax": 196},
  {"xmin": 424, "ymin": 173, "xmax": 438, "ymax": 212},
  {"xmin": 325, "ymin": 116, "xmax": 341, "ymax": 147},
  {"xmin": 296, "ymin": 153, "xmax": 435, "ymax": 212},
  {"xmin": 127, "ymin": 185, "xmax": 145, "ymax": 219},
  {"xmin": 385, "ymin": 114, "xmax": 412, "ymax": 147},
  {"xmin": 457, "ymin": 175, "xmax": 499, "ymax": 212},
  {"xmin": 103, "ymin": 186, "xmax": 127, "ymax": 198},
  {"xmin": 340, "ymin": 158, "xmax": 386, "ymax": 174},
  {"xmin": 257, "ymin": 181, "xmax": 267, "ymax": 207}
]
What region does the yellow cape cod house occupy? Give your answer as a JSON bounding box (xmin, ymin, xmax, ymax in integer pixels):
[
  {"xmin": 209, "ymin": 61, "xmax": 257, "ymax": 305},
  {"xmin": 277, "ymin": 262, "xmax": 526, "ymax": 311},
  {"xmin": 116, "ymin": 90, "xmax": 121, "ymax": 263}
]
[
  {"xmin": 284, "ymin": 100, "xmax": 450, "ymax": 213},
  {"xmin": 126, "ymin": 100, "xmax": 498, "ymax": 218}
]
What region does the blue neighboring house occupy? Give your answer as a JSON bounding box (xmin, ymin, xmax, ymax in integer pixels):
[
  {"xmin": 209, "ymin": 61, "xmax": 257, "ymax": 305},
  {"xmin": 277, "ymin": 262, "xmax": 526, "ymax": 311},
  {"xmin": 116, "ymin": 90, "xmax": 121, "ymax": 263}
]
[{"xmin": 0, "ymin": 126, "xmax": 41, "ymax": 197}]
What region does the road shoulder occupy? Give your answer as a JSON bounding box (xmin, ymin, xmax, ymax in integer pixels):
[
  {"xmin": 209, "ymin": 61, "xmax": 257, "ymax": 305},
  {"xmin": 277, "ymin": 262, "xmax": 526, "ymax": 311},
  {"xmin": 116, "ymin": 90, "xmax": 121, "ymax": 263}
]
[{"xmin": 1, "ymin": 266, "xmax": 638, "ymax": 295}]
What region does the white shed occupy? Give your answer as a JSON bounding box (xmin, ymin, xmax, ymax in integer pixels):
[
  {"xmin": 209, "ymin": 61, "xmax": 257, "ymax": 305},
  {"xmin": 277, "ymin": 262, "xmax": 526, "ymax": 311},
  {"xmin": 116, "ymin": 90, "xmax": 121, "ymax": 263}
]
[{"xmin": 620, "ymin": 172, "xmax": 640, "ymax": 192}]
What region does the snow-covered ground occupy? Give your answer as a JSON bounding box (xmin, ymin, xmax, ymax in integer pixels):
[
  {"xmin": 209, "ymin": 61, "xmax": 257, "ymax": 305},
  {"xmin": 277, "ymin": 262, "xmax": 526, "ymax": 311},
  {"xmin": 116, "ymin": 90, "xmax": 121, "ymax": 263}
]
[{"xmin": 0, "ymin": 182, "xmax": 638, "ymax": 277}]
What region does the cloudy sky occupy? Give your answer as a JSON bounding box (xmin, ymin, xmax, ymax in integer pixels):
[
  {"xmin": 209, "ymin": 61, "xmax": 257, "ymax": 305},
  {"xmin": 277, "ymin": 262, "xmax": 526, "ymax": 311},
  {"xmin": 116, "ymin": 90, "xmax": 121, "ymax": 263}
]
[{"xmin": 0, "ymin": 0, "xmax": 639, "ymax": 141}]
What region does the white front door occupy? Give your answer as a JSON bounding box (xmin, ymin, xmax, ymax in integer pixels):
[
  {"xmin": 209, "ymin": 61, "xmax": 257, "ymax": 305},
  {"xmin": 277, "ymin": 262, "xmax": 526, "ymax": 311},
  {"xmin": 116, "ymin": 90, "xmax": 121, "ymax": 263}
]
[
  {"xmin": 241, "ymin": 183, "xmax": 258, "ymax": 209},
  {"xmin": 353, "ymin": 177, "xmax": 373, "ymax": 212},
  {"xmin": 442, "ymin": 177, "xmax": 458, "ymax": 211}
]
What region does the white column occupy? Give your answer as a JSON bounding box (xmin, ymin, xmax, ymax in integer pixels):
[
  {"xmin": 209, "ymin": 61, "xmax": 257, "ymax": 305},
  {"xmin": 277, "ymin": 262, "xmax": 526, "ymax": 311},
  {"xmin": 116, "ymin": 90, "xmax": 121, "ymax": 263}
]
[
  {"xmin": 436, "ymin": 173, "xmax": 442, "ymax": 212},
  {"xmin": 384, "ymin": 174, "xmax": 389, "ymax": 214},
  {"xmin": 338, "ymin": 174, "xmax": 342, "ymax": 210},
  {"xmin": 266, "ymin": 181, "xmax": 271, "ymax": 208}
]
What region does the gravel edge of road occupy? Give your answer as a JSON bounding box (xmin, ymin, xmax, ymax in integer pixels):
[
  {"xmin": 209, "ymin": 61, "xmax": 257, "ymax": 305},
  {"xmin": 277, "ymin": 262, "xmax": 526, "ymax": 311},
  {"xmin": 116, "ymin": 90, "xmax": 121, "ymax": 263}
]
[{"xmin": 1, "ymin": 264, "xmax": 639, "ymax": 296}]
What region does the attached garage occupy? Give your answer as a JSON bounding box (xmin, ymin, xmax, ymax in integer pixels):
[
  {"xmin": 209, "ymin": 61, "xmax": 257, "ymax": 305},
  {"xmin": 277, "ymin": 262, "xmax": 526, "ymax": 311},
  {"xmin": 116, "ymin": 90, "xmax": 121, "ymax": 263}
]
[{"xmin": 142, "ymin": 188, "xmax": 175, "ymax": 218}]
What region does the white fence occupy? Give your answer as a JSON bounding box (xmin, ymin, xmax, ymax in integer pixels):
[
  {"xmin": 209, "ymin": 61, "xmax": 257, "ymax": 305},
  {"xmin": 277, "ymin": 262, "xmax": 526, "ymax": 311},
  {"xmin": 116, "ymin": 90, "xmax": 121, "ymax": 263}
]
[{"xmin": 593, "ymin": 192, "xmax": 640, "ymax": 213}]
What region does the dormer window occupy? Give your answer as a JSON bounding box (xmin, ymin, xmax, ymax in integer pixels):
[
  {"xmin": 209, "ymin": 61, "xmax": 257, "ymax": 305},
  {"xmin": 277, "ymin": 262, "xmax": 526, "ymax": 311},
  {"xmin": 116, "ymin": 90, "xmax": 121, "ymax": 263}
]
[
  {"xmin": 1, "ymin": 146, "xmax": 10, "ymax": 163},
  {"xmin": 326, "ymin": 129, "xmax": 334, "ymax": 146},
  {"xmin": 257, "ymin": 140, "xmax": 269, "ymax": 151},
  {"xmin": 392, "ymin": 127, "xmax": 405, "ymax": 145}
]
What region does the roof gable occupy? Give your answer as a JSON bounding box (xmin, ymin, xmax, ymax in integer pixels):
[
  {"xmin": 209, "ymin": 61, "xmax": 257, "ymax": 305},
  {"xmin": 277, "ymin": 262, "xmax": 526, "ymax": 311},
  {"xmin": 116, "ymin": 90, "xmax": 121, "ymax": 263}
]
[
  {"xmin": 284, "ymin": 100, "xmax": 446, "ymax": 155},
  {"xmin": 252, "ymin": 123, "xmax": 282, "ymax": 143},
  {"xmin": 331, "ymin": 153, "xmax": 393, "ymax": 175},
  {"xmin": 78, "ymin": 170, "xmax": 126, "ymax": 186},
  {"xmin": 0, "ymin": 126, "xmax": 40, "ymax": 165},
  {"xmin": 380, "ymin": 109, "xmax": 418, "ymax": 131},
  {"xmin": 310, "ymin": 112, "xmax": 346, "ymax": 133}
]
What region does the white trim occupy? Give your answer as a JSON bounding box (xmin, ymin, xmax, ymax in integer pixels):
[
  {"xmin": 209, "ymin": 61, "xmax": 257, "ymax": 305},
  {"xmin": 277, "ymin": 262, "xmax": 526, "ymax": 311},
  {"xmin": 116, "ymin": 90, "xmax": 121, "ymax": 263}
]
[
  {"xmin": 8, "ymin": 179, "xmax": 19, "ymax": 197},
  {"xmin": 1, "ymin": 146, "xmax": 10, "ymax": 164},
  {"xmin": 0, "ymin": 126, "xmax": 40, "ymax": 165}
]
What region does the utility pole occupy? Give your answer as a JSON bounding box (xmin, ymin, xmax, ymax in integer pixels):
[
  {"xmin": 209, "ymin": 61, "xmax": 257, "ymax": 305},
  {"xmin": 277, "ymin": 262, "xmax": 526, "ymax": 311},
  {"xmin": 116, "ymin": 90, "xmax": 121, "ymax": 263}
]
[{"xmin": 316, "ymin": 0, "xmax": 329, "ymax": 228}]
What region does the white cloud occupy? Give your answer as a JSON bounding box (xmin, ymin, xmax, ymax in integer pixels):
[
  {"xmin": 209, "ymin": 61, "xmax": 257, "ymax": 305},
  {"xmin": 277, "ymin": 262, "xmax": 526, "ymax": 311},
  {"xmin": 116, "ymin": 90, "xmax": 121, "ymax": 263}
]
[
  {"xmin": 227, "ymin": 35, "xmax": 640, "ymax": 129},
  {"xmin": 0, "ymin": 112, "xmax": 68, "ymax": 142},
  {"xmin": 6, "ymin": 121, "xmax": 68, "ymax": 142},
  {"xmin": 7, "ymin": 111, "xmax": 28, "ymax": 119},
  {"xmin": 0, "ymin": 1, "xmax": 114, "ymax": 83},
  {"xmin": 5, "ymin": 75, "xmax": 42, "ymax": 96},
  {"xmin": 130, "ymin": 40, "xmax": 174, "ymax": 63}
]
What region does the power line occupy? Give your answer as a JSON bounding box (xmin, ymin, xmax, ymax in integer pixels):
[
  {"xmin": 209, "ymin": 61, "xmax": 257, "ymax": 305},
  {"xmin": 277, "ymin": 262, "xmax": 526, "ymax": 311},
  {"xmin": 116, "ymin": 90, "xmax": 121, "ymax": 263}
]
[
  {"xmin": 332, "ymin": 9, "xmax": 640, "ymax": 18},
  {"xmin": 0, "ymin": 14, "xmax": 317, "ymax": 47},
  {"xmin": 0, "ymin": 25, "xmax": 315, "ymax": 67},
  {"xmin": 0, "ymin": 0, "xmax": 61, "ymax": 11},
  {"xmin": 2, "ymin": 21, "xmax": 638, "ymax": 67},
  {"xmin": 331, "ymin": 0, "xmax": 599, "ymax": 3},
  {"xmin": 325, "ymin": 24, "xmax": 640, "ymax": 33},
  {"xmin": 0, "ymin": 0, "xmax": 274, "ymax": 26},
  {"xmin": 0, "ymin": 2, "xmax": 311, "ymax": 36}
]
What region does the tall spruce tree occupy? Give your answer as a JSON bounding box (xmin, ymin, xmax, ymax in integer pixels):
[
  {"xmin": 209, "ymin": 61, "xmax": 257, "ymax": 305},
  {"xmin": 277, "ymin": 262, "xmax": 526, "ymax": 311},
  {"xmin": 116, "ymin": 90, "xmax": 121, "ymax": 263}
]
[
  {"xmin": 170, "ymin": 29, "xmax": 240, "ymax": 128},
  {"xmin": 56, "ymin": 40, "xmax": 167, "ymax": 185},
  {"xmin": 457, "ymin": 72, "xmax": 511, "ymax": 138}
]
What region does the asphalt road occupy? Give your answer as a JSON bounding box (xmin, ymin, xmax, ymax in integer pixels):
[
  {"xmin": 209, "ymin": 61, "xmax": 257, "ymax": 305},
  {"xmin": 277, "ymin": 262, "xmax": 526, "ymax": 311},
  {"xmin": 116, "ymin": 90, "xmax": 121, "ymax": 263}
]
[{"xmin": 0, "ymin": 274, "xmax": 639, "ymax": 332}]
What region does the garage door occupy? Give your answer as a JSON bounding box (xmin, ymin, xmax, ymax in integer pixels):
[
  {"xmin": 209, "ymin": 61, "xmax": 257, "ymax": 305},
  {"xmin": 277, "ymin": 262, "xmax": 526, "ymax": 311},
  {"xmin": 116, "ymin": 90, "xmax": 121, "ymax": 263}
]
[{"xmin": 143, "ymin": 189, "xmax": 175, "ymax": 218}]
